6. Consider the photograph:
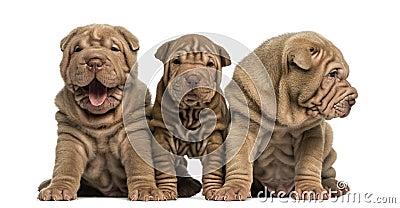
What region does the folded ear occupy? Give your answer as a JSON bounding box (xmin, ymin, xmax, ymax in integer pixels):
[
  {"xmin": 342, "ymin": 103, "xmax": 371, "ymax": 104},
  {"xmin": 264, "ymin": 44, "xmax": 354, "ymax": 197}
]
[
  {"xmin": 114, "ymin": 26, "xmax": 139, "ymax": 51},
  {"xmin": 218, "ymin": 45, "xmax": 231, "ymax": 67},
  {"xmin": 60, "ymin": 26, "xmax": 84, "ymax": 84},
  {"xmin": 155, "ymin": 40, "xmax": 173, "ymax": 63},
  {"xmin": 60, "ymin": 27, "xmax": 80, "ymax": 52},
  {"xmin": 288, "ymin": 46, "xmax": 316, "ymax": 70}
]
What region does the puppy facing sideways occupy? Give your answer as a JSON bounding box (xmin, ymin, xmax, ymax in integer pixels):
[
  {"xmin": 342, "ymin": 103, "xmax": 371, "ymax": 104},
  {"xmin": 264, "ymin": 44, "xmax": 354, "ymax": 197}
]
[
  {"xmin": 38, "ymin": 24, "xmax": 164, "ymax": 201},
  {"xmin": 214, "ymin": 31, "xmax": 358, "ymax": 200},
  {"xmin": 150, "ymin": 34, "xmax": 231, "ymax": 200}
]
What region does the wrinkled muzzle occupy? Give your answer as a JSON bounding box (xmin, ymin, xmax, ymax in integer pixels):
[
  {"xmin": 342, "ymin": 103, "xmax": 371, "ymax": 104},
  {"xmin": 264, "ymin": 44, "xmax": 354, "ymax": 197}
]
[
  {"xmin": 304, "ymin": 77, "xmax": 358, "ymax": 120},
  {"xmin": 167, "ymin": 68, "xmax": 218, "ymax": 106}
]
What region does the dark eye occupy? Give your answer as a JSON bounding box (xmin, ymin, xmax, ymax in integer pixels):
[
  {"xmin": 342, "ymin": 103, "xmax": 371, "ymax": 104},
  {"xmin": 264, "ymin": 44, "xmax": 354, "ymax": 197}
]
[
  {"xmin": 74, "ymin": 45, "xmax": 82, "ymax": 52},
  {"xmin": 328, "ymin": 69, "xmax": 338, "ymax": 77},
  {"xmin": 111, "ymin": 45, "xmax": 120, "ymax": 52},
  {"xmin": 172, "ymin": 59, "xmax": 181, "ymax": 65},
  {"xmin": 206, "ymin": 61, "xmax": 215, "ymax": 67},
  {"xmin": 309, "ymin": 47, "xmax": 318, "ymax": 54}
]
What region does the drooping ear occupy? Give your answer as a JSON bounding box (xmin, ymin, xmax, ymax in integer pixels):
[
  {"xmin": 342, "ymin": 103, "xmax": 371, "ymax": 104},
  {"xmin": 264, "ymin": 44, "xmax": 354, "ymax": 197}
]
[
  {"xmin": 155, "ymin": 40, "xmax": 173, "ymax": 63},
  {"xmin": 60, "ymin": 27, "xmax": 80, "ymax": 52},
  {"xmin": 60, "ymin": 27, "xmax": 82, "ymax": 90},
  {"xmin": 161, "ymin": 62, "xmax": 171, "ymax": 87},
  {"xmin": 155, "ymin": 40, "xmax": 175, "ymax": 86},
  {"xmin": 288, "ymin": 46, "xmax": 316, "ymax": 70},
  {"xmin": 218, "ymin": 45, "xmax": 231, "ymax": 67},
  {"xmin": 114, "ymin": 26, "xmax": 139, "ymax": 51}
]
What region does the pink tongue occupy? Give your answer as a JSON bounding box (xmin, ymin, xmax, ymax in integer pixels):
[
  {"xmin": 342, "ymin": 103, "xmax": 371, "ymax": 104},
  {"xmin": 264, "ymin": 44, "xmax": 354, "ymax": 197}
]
[{"xmin": 89, "ymin": 80, "xmax": 107, "ymax": 106}]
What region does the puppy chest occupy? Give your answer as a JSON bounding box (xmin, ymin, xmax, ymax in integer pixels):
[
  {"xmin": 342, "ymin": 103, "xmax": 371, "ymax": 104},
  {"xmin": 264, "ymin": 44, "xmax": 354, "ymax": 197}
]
[
  {"xmin": 173, "ymin": 108, "xmax": 220, "ymax": 157},
  {"xmin": 82, "ymin": 123, "xmax": 125, "ymax": 154},
  {"xmin": 179, "ymin": 108, "xmax": 202, "ymax": 129},
  {"xmin": 173, "ymin": 139, "xmax": 209, "ymax": 157}
]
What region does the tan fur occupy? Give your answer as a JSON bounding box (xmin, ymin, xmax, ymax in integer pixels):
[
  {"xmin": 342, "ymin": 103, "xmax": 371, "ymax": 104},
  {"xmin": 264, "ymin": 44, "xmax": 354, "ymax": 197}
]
[
  {"xmin": 37, "ymin": 24, "xmax": 161, "ymax": 201},
  {"xmin": 214, "ymin": 31, "xmax": 357, "ymax": 200},
  {"xmin": 150, "ymin": 34, "xmax": 230, "ymax": 200}
]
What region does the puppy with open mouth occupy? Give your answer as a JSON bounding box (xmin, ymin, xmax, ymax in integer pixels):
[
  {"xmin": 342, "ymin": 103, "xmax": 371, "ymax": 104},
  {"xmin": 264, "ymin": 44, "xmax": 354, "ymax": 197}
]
[
  {"xmin": 38, "ymin": 24, "xmax": 162, "ymax": 201},
  {"xmin": 150, "ymin": 34, "xmax": 231, "ymax": 200}
]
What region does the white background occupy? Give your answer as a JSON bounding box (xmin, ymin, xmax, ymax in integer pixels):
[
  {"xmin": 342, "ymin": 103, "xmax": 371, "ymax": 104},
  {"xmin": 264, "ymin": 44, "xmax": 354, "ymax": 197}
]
[{"xmin": 1, "ymin": 0, "xmax": 399, "ymax": 208}]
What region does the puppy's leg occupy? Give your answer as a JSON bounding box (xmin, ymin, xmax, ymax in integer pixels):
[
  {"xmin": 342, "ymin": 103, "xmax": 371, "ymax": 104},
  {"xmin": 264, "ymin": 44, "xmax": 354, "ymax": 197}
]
[
  {"xmin": 152, "ymin": 129, "xmax": 178, "ymax": 200},
  {"xmin": 294, "ymin": 124, "xmax": 328, "ymax": 200},
  {"xmin": 201, "ymin": 132, "xmax": 224, "ymax": 200},
  {"xmin": 121, "ymin": 137, "xmax": 165, "ymax": 201},
  {"xmin": 321, "ymin": 123, "xmax": 349, "ymax": 197},
  {"xmin": 212, "ymin": 134, "xmax": 254, "ymax": 201},
  {"xmin": 38, "ymin": 127, "xmax": 88, "ymax": 201},
  {"xmin": 38, "ymin": 178, "xmax": 104, "ymax": 197}
]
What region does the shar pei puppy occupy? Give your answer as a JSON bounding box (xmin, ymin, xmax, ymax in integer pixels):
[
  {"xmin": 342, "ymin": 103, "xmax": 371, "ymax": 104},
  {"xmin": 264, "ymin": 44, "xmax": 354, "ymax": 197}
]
[
  {"xmin": 150, "ymin": 34, "xmax": 231, "ymax": 200},
  {"xmin": 214, "ymin": 31, "xmax": 358, "ymax": 200},
  {"xmin": 37, "ymin": 24, "xmax": 177, "ymax": 201}
]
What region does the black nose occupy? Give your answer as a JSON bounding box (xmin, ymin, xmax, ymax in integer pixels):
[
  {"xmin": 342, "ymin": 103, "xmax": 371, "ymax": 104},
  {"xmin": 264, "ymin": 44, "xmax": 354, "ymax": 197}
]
[
  {"xmin": 185, "ymin": 74, "xmax": 201, "ymax": 87},
  {"xmin": 87, "ymin": 58, "xmax": 104, "ymax": 73}
]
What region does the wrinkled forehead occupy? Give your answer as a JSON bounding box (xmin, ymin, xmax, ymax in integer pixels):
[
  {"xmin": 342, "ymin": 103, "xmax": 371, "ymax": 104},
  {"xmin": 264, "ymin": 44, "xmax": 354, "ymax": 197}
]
[
  {"xmin": 74, "ymin": 26, "xmax": 121, "ymax": 46},
  {"xmin": 322, "ymin": 41, "xmax": 348, "ymax": 70},
  {"xmin": 166, "ymin": 38, "xmax": 220, "ymax": 61},
  {"xmin": 331, "ymin": 44, "xmax": 347, "ymax": 66},
  {"xmin": 303, "ymin": 33, "xmax": 348, "ymax": 69},
  {"xmin": 313, "ymin": 34, "xmax": 347, "ymax": 65}
]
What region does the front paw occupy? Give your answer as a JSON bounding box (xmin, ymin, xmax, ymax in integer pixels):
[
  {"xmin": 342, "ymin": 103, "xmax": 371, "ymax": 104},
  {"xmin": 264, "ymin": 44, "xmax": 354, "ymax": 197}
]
[
  {"xmin": 209, "ymin": 185, "xmax": 250, "ymax": 201},
  {"xmin": 129, "ymin": 188, "xmax": 167, "ymax": 201},
  {"xmin": 38, "ymin": 185, "xmax": 77, "ymax": 201},
  {"xmin": 160, "ymin": 189, "xmax": 178, "ymax": 200},
  {"xmin": 294, "ymin": 182, "xmax": 329, "ymax": 200}
]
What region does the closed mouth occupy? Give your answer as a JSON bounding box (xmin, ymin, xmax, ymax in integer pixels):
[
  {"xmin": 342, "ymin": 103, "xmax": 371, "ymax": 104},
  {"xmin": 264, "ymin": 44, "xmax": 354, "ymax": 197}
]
[
  {"xmin": 183, "ymin": 92, "xmax": 200, "ymax": 105},
  {"xmin": 307, "ymin": 94, "xmax": 356, "ymax": 119}
]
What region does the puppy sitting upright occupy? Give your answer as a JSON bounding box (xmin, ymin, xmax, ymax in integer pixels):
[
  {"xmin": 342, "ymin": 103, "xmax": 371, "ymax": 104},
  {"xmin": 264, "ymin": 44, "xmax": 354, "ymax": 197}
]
[
  {"xmin": 37, "ymin": 24, "xmax": 162, "ymax": 201},
  {"xmin": 215, "ymin": 31, "xmax": 358, "ymax": 200},
  {"xmin": 150, "ymin": 34, "xmax": 230, "ymax": 200}
]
